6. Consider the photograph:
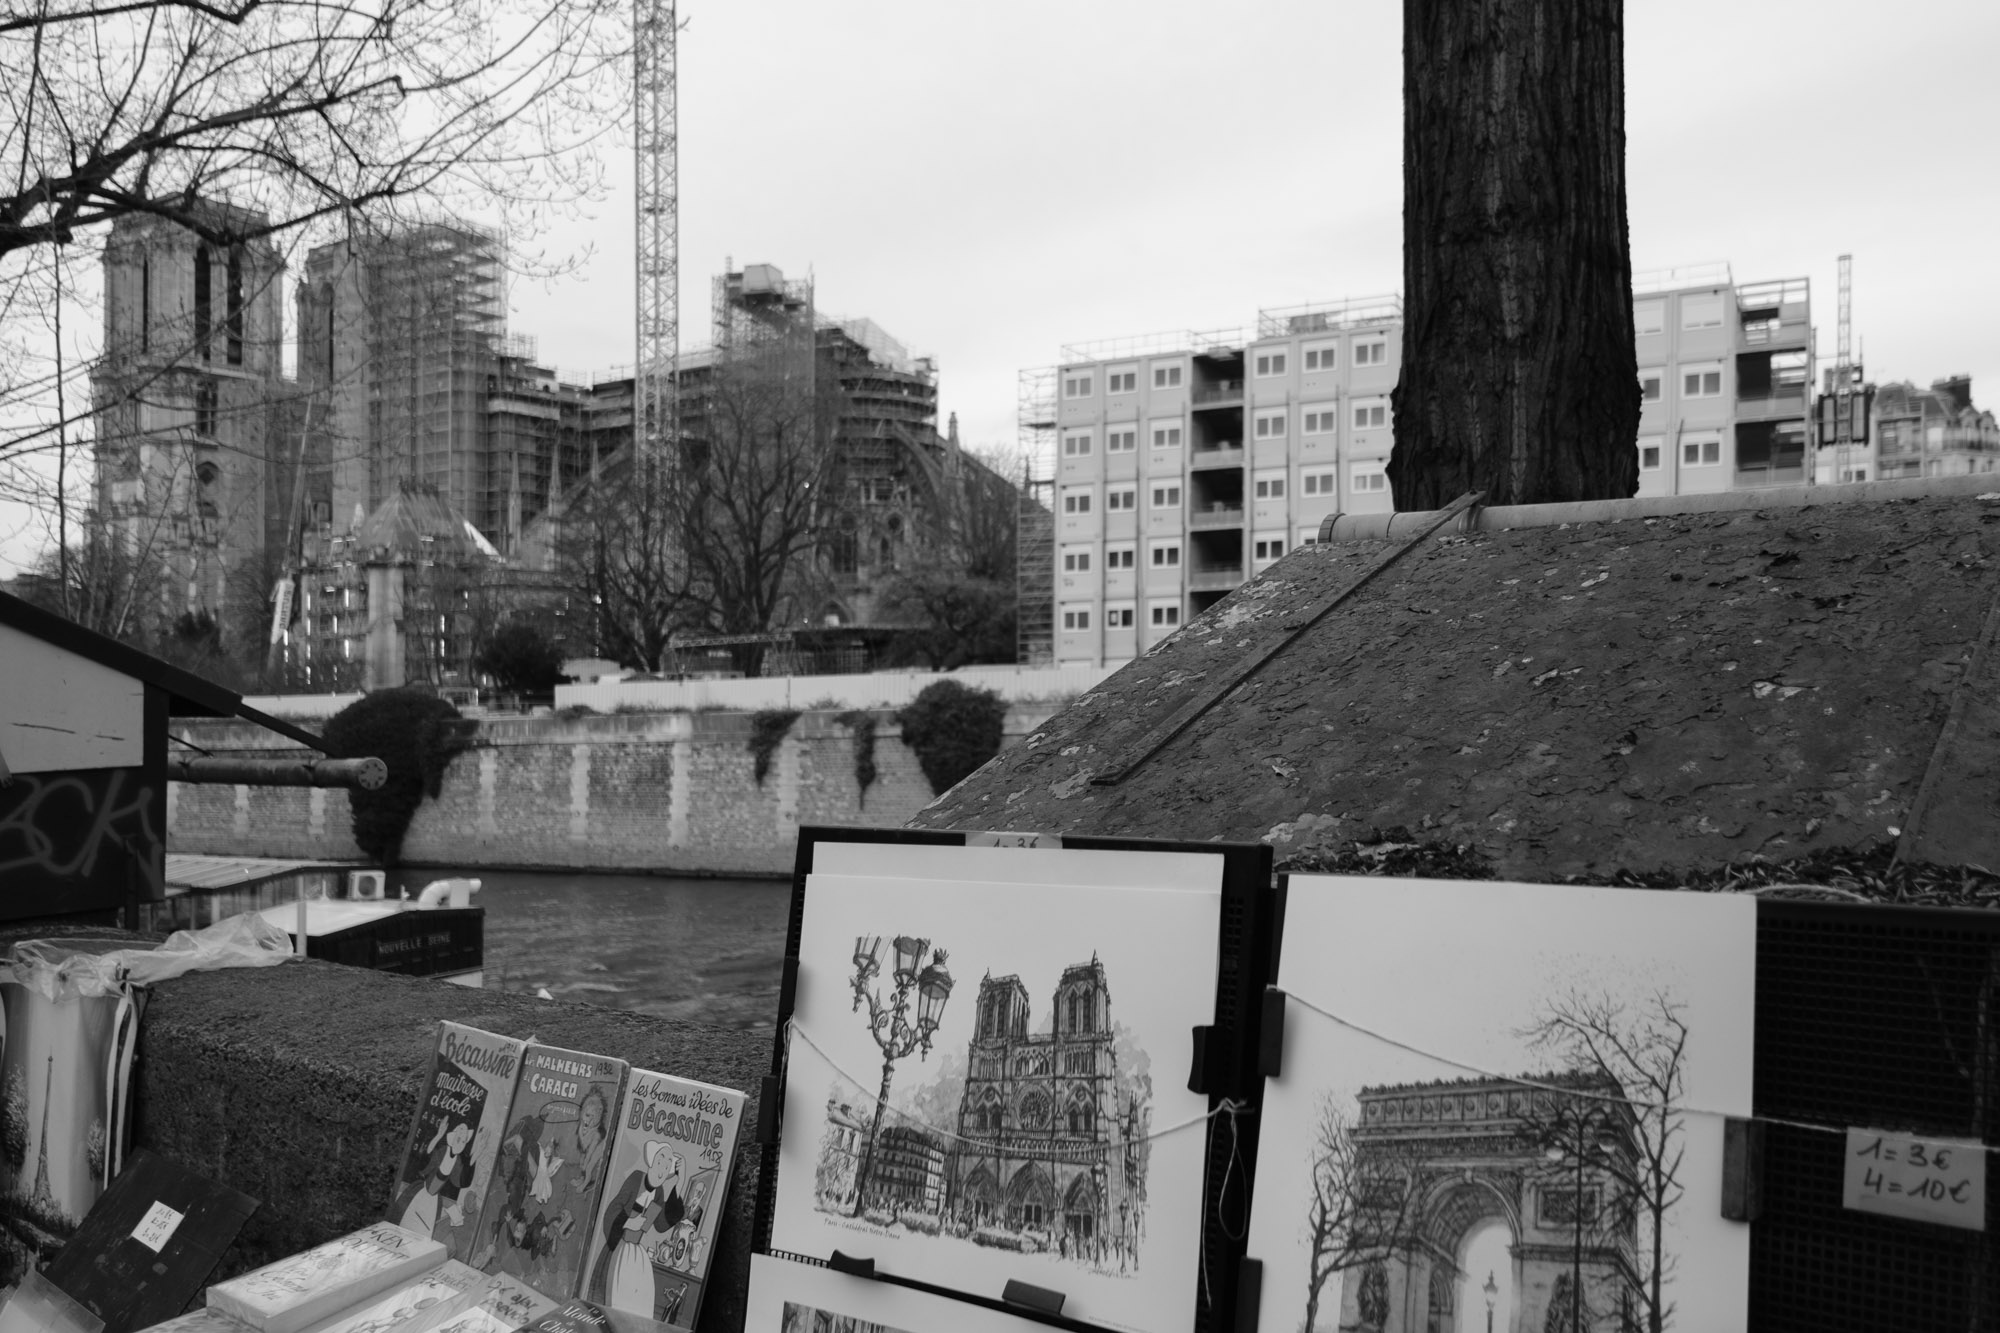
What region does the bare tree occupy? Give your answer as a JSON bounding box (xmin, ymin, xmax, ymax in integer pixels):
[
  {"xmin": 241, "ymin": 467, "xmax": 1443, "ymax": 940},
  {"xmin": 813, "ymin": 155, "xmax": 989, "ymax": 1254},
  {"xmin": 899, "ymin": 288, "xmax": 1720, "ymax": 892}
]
[
  {"xmin": 1388, "ymin": 0, "xmax": 1640, "ymax": 507},
  {"xmin": 1301, "ymin": 1095, "xmax": 1431, "ymax": 1333},
  {"xmin": 557, "ymin": 346, "xmax": 845, "ymax": 674},
  {"xmin": 1523, "ymin": 990, "xmax": 1689, "ymax": 1333},
  {"xmin": 1, "ymin": 0, "xmax": 626, "ymax": 261},
  {"xmin": 876, "ymin": 449, "xmax": 1019, "ymax": 669}
]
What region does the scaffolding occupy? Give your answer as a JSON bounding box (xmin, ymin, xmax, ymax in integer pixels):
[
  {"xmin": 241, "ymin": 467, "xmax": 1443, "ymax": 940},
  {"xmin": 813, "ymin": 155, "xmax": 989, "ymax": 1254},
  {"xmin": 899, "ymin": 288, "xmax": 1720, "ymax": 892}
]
[
  {"xmin": 1016, "ymin": 366, "xmax": 1057, "ymax": 665},
  {"xmin": 1255, "ymin": 293, "xmax": 1402, "ymax": 339}
]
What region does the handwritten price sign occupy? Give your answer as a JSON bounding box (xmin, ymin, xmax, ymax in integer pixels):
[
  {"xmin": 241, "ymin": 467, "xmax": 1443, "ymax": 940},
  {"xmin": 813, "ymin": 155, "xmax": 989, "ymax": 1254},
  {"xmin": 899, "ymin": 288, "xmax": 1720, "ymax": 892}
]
[{"xmin": 1842, "ymin": 1128, "xmax": 1986, "ymax": 1231}]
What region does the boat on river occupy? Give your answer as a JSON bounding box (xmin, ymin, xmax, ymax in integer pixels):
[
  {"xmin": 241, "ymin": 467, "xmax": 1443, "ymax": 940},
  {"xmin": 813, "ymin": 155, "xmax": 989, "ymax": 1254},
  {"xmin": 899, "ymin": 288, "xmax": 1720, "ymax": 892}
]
[{"xmin": 149, "ymin": 855, "xmax": 485, "ymax": 986}]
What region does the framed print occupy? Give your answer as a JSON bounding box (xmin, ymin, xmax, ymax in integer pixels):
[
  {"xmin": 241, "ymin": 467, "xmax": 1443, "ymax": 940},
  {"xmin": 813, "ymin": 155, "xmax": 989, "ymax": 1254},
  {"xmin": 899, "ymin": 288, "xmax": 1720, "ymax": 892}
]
[
  {"xmin": 1247, "ymin": 876, "xmax": 1756, "ymax": 1333},
  {"xmin": 746, "ymin": 1253, "xmax": 1052, "ymax": 1333}
]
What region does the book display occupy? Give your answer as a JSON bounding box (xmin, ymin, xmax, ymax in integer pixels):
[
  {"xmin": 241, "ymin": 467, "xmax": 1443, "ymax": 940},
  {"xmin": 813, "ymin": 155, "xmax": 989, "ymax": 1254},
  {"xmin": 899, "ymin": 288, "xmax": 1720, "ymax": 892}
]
[
  {"xmin": 306, "ymin": 1261, "xmax": 488, "ymax": 1333},
  {"xmin": 468, "ymin": 1045, "xmax": 629, "ymax": 1296},
  {"xmin": 580, "ymin": 1070, "xmax": 744, "ymax": 1327},
  {"xmin": 388, "ymin": 1025, "xmax": 530, "ymax": 1262}
]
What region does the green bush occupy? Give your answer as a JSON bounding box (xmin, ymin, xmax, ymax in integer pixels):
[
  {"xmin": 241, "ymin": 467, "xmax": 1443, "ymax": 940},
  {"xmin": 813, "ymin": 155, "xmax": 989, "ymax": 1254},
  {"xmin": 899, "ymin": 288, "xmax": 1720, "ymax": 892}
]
[
  {"xmin": 321, "ymin": 688, "xmax": 470, "ymax": 865},
  {"xmin": 898, "ymin": 680, "xmax": 1005, "ymax": 796},
  {"xmin": 475, "ymin": 623, "xmax": 566, "ymax": 698}
]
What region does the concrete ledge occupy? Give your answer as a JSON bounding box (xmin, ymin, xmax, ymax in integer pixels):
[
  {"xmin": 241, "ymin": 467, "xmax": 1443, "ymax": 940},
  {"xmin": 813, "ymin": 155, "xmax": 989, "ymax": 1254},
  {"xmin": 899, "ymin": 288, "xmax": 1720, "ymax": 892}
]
[{"xmin": 133, "ymin": 960, "xmax": 769, "ymax": 1330}]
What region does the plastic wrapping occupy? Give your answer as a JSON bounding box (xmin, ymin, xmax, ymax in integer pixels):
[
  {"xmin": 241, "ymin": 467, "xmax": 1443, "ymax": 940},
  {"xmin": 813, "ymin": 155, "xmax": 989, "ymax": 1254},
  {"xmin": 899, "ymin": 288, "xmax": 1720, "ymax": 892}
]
[
  {"xmin": 0, "ymin": 1269, "xmax": 106, "ymax": 1333},
  {"xmin": 5, "ymin": 913, "xmax": 295, "ymax": 1003}
]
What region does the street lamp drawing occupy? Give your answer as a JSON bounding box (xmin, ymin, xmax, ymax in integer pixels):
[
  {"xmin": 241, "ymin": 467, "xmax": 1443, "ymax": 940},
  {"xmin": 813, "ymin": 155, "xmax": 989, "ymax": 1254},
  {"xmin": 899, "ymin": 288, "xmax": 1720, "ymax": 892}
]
[
  {"xmin": 1484, "ymin": 1269, "xmax": 1498, "ymax": 1333},
  {"xmin": 848, "ymin": 934, "xmax": 953, "ymax": 1218}
]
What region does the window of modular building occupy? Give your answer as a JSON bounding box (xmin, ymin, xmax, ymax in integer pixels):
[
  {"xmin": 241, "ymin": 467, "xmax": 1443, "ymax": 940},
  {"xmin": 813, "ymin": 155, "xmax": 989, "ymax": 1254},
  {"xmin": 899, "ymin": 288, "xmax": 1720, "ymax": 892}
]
[
  {"xmin": 1254, "ymin": 351, "xmax": 1288, "ymax": 378},
  {"xmin": 1682, "ymin": 433, "xmax": 1723, "ymax": 466},
  {"xmin": 1353, "ymin": 398, "xmax": 1389, "ymax": 429},
  {"xmin": 1303, "ymin": 407, "xmax": 1338, "ymax": 435},
  {"xmin": 1151, "ymin": 544, "xmax": 1181, "ymax": 567},
  {"xmin": 1255, "ymin": 410, "xmax": 1287, "ymax": 439},
  {"xmin": 1106, "ymin": 488, "xmax": 1136, "ymax": 511},
  {"xmin": 1639, "ymin": 437, "xmax": 1663, "ymax": 471},
  {"xmin": 1152, "ymin": 362, "xmax": 1183, "ymax": 389},
  {"xmin": 1063, "ymin": 489, "xmax": 1093, "ymax": 513},
  {"xmin": 1351, "ymin": 466, "xmax": 1388, "ymax": 493},
  {"xmin": 1105, "ymin": 546, "xmax": 1136, "ymax": 569},
  {"xmin": 1106, "ymin": 605, "xmax": 1135, "ymax": 629},
  {"xmin": 1063, "ymin": 372, "xmax": 1093, "ymax": 398},
  {"xmin": 1063, "ymin": 549, "xmax": 1092, "ymax": 573},
  {"xmin": 1106, "ymin": 428, "xmax": 1137, "ymax": 452},
  {"xmin": 1151, "ymin": 485, "xmax": 1182, "ymax": 509},
  {"xmin": 1254, "ymin": 474, "xmax": 1286, "ymax": 499},
  {"xmin": 1639, "ymin": 371, "xmax": 1662, "ymax": 402},
  {"xmin": 1303, "ymin": 342, "xmax": 1338, "ymax": 371},
  {"xmin": 1681, "ymin": 293, "xmax": 1724, "ymax": 330},
  {"xmin": 1151, "ymin": 604, "xmax": 1180, "ymax": 627},
  {"xmin": 1254, "ymin": 537, "xmax": 1285, "ymax": 562},
  {"xmin": 1634, "ymin": 300, "xmax": 1665, "ymax": 336},
  {"xmin": 1106, "ymin": 368, "xmax": 1138, "ymax": 394},
  {"xmin": 1302, "ymin": 471, "xmax": 1336, "ymax": 496},
  {"xmin": 1682, "ymin": 364, "xmax": 1722, "ymax": 398},
  {"xmin": 1063, "ymin": 432, "xmax": 1093, "ymax": 456},
  {"xmin": 1062, "ymin": 608, "xmax": 1091, "ymax": 631},
  {"xmin": 1152, "ymin": 423, "xmax": 1183, "ymax": 449},
  {"xmin": 1353, "ymin": 339, "xmax": 1388, "ymax": 366}
]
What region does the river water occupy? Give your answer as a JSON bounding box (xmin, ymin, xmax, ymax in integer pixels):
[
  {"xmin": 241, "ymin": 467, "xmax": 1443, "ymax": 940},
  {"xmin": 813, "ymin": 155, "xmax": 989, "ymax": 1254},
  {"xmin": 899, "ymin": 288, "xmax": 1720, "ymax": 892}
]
[{"xmin": 389, "ymin": 868, "xmax": 791, "ymax": 1029}]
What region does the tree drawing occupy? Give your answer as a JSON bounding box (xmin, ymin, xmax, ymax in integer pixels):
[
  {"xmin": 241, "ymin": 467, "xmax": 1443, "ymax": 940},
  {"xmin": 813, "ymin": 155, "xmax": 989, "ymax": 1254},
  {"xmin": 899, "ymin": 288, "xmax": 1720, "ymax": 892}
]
[
  {"xmin": 1300, "ymin": 1096, "xmax": 1430, "ymax": 1333},
  {"xmin": 1389, "ymin": 0, "xmax": 1641, "ymax": 507},
  {"xmin": 1, "ymin": 1068, "xmax": 26, "ymax": 1169},
  {"xmin": 85, "ymin": 1119, "xmax": 106, "ymax": 1183},
  {"xmin": 1523, "ymin": 988, "xmax": 1689, "ymax": 1333}
]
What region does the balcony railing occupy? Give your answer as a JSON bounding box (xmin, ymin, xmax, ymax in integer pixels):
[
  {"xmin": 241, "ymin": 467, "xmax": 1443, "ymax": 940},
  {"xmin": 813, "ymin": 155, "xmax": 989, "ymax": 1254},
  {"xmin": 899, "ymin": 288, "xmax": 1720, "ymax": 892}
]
[
  {"xmin": 1188, "ymin": 566, "xmax": 1243, "ymax": 592},
  {"xmin": 1190, "ymin": 444, "xmax": 1245, "ymax": 468},
  {"xmin": 1189, "ymin": 504, "xmax": 1245, "ymax": 529},
  {"xmin": 1190, "ymin": 381, "xmax": 1244, "ymax": 405}
]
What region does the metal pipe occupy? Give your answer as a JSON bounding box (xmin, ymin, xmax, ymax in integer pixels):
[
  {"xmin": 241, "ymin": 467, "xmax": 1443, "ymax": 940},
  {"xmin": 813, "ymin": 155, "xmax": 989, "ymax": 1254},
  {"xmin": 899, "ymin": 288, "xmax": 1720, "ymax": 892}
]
[
  {"xmin": 168, "ymin": 756, "xmax": 388, "ymax": 790},
  {"xmin": 1321, "ymin": 471, "xmax": 2000, "ymax": 543}
]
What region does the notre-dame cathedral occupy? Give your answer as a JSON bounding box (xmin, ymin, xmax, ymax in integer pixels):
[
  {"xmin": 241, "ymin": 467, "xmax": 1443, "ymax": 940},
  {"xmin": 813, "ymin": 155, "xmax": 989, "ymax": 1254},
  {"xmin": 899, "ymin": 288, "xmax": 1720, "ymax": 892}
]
[{"xmin": 948, "ymin": 956, "xmax": 1148, "ymax": 1266}]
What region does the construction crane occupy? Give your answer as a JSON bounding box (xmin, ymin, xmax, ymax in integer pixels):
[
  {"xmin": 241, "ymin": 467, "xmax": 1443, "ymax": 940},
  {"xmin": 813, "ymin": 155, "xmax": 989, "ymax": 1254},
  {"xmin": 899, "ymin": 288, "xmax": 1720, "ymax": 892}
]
[
  {"xmin": 1817, "ymin": 253, "xmax": 1865, "ymax": 480},
  {"xmin": 634, "ymin": 0, "xmax": 678, "ymax": 464}
]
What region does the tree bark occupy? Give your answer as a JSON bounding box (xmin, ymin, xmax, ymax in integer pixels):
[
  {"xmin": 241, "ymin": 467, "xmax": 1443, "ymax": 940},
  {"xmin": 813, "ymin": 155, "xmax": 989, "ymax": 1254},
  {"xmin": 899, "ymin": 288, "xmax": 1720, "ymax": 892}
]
[{"xmin": 1389, "ymin": 0, "xmax": 1641, "ymax": 508}]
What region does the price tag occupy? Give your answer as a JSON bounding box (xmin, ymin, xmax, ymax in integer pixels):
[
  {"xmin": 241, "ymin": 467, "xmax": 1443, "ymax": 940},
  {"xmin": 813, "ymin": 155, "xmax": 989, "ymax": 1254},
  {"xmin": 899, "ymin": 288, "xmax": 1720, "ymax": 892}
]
[
  {"xmin": 130, "ymin": 1200, "xmax": 186, "ymax": 1252},
  {"xmin": 965, "ymin": 830, "xmax": 1060, "ymax": 849},
  {"xmin": 1842, "ymin": 1128, "xmax": 1986, "ymax": 1231}
]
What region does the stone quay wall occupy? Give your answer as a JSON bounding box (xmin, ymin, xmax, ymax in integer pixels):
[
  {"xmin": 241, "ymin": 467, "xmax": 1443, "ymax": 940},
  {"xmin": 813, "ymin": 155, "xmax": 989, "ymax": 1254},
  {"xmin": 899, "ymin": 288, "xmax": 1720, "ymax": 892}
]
[{"xmin": 167, "ymin": 705, "xmax": 1056, "ymax": 874}]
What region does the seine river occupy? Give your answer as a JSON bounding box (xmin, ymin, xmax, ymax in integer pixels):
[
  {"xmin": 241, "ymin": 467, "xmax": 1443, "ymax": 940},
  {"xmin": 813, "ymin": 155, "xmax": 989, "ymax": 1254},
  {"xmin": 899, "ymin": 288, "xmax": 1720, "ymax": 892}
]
[{"xmin": 388, "ymin": 868, "xmax": 791, "ymax": 1029}]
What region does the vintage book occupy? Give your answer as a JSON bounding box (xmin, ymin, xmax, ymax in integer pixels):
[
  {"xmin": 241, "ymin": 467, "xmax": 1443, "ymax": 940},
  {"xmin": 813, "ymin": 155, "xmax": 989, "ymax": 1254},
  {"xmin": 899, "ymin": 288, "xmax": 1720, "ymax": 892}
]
[
  {"xmin": 43, "ymin": 1147, "xmax": 260, "ymax": 1333},
  {"xmin": 467, "ymin": 1044, "xmax": 627, "ymax": 1297},
  {"xmin": 579, "ymin": 1071, "xmax": 743, "ymax": 1330},
  {"xmin": 305, "ymin": 1260, "xmax": 488, "ymax": 1333},
  {"xmin": 387, "ymin": 1024, "xmax": 528, "ymax": 1263},
  {"xmin": 202, "ymin": 1222, "xmax": 446, "ymax": 1333},
  {"xmin": 421, "ymin": 1270, "xmax": 560, "ymax": 1333},
  {"xmin": 514, "ymin": 1300, "xmax": 674, "ymax": 1333}
]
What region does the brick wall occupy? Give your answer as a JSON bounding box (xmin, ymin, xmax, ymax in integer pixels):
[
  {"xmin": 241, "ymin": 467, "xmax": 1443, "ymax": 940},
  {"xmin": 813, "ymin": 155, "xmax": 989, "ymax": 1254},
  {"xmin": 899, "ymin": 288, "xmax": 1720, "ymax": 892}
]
[{"xmin": 169, "ymin": 705, "xmax": 1055, "ymax": 874}]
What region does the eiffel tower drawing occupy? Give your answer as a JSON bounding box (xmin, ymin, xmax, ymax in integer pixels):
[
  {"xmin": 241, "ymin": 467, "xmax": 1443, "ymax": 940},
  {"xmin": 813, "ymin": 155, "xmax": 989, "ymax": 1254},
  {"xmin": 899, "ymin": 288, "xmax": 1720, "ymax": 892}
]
[{"xmin": 28, "ymin": 1053, "xmax": 61, "ymax": 1220}]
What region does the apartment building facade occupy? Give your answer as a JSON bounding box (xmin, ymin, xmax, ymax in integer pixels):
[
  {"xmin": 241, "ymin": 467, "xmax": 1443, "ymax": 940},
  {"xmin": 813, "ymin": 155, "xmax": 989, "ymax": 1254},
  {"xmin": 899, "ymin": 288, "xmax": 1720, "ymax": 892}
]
[{"xmin": 1042, "ymin": 266, "xmax": 1812, "ymax": 667}]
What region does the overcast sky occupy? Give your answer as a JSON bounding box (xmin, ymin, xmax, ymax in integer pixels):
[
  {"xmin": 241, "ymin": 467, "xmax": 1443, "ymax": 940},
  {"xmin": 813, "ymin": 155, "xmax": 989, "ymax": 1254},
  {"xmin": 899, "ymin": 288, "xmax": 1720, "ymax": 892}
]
[{"xmin": 4, "ymin": 0, "xmax": 1995, "ymax": 575}]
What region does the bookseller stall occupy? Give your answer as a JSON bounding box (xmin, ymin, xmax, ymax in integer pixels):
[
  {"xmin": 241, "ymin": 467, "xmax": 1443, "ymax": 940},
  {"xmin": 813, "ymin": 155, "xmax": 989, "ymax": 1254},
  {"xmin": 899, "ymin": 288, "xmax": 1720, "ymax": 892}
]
[{"xmin": 11, "ymin": 824, "xmax": 1996, "ymax": 1333}]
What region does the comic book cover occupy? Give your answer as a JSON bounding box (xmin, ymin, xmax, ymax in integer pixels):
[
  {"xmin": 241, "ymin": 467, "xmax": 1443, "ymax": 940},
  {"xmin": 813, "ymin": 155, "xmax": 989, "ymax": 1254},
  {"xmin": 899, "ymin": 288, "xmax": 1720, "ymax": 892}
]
[
  {"xmin": 387, "ymin": 1024, "xmax": 527, "ymax": 1263},
  {"xmin": 204, "ymin": 1222, "xmax": 445, "ymax": 1333},
  {"xmin": 468, "ymin": 1044, "xmax": 627, "ymax": 1296},
  {"xmin": 423, "ymin": 1272, "xmax": 561, "ymax": 1333},
  {"xmin": 578, "ymin": 1071, "xmax": 743, "ymax": 1330}
]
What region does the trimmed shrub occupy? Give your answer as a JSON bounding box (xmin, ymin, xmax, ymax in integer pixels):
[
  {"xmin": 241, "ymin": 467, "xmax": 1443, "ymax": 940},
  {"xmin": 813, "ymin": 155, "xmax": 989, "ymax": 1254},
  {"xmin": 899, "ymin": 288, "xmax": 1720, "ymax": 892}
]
[
  {"xmin": 321, "ymin": 688, "xmax": 470, "ymax": 865},
  {"xmin": 898, "ymin": 680, "xmax": 1005, "ymax": 796}
]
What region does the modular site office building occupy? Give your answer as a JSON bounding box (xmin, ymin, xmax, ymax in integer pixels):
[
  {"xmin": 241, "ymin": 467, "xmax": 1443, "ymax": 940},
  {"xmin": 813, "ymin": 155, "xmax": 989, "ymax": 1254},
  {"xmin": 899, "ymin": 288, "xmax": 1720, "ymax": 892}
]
[{"xmin": 1033, "ymin": 265, "xmax": 1814, "ymax": 668}]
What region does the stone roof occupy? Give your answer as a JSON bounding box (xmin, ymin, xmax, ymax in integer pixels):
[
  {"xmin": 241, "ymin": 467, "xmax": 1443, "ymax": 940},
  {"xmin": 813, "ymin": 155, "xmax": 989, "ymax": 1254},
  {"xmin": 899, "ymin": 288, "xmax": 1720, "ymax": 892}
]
[{"xmin": 911, "ymin": 484, "xmax": 2000, "ymax": 881}]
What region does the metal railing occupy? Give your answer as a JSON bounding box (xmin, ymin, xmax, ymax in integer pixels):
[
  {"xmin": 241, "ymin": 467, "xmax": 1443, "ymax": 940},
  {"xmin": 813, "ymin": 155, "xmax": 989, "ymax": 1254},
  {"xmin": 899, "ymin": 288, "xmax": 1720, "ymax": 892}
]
[{"xmin": 1191, "ymin": 381, "xmax": 1244, "ymax": 404}]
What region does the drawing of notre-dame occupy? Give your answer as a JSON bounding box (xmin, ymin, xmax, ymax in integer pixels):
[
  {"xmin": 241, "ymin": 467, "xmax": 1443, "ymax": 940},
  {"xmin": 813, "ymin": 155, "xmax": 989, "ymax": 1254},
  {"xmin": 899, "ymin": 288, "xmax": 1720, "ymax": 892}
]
[{"xmin": 948, "ymin": 955, "xmax": 1148, "ymax": 1270}]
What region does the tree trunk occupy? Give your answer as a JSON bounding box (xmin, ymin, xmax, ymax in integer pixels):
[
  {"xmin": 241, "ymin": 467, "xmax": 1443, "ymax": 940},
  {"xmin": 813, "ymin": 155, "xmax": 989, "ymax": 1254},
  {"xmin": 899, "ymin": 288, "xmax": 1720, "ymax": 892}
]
[{"xmin": 1389, "ymin": 0, "xmax": 1640, "ymax": 509}]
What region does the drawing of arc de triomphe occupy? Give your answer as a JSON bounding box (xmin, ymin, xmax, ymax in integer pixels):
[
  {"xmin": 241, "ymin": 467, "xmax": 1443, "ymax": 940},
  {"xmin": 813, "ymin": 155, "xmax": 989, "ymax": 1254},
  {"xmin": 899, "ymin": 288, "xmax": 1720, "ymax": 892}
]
[{"xmin": 1336, "ymin": 1075, "xmax": 1640, "ymax": 1333}]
